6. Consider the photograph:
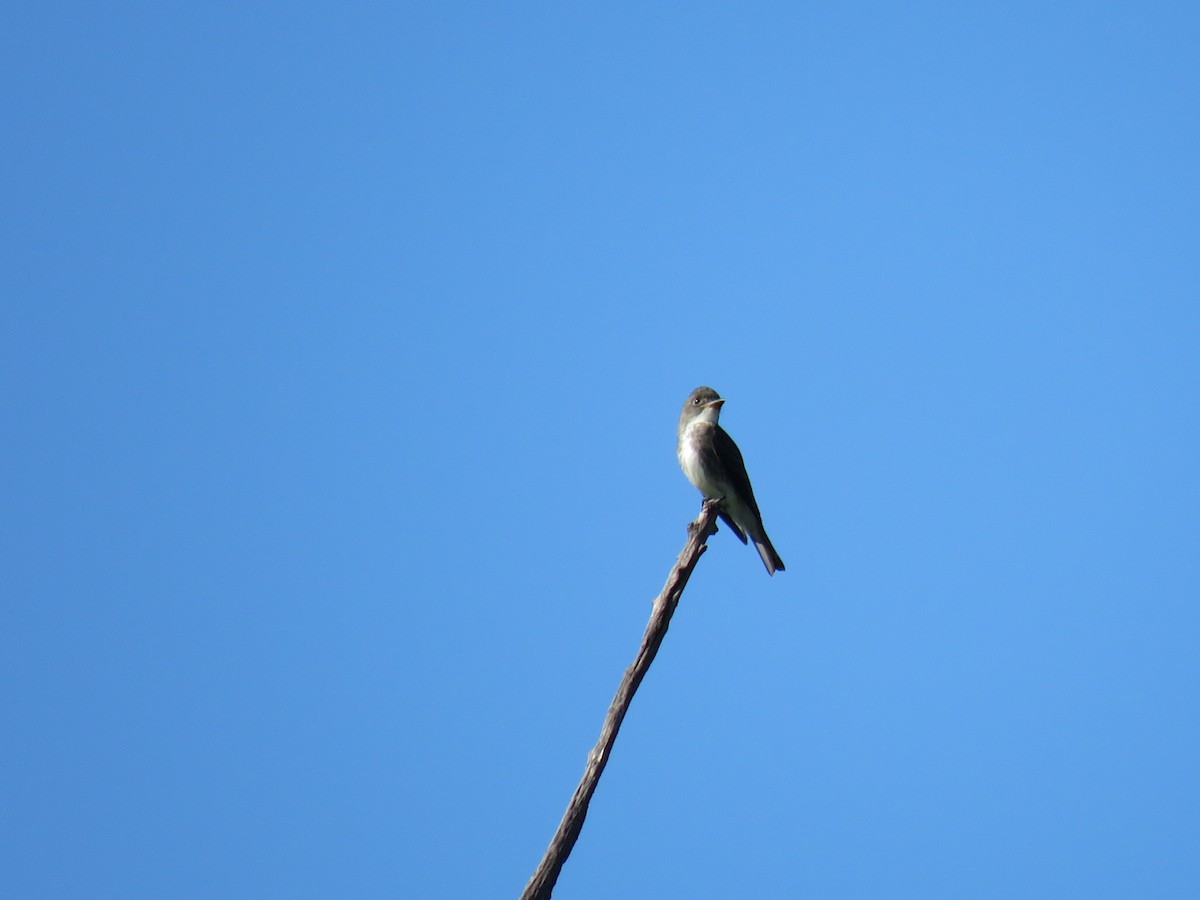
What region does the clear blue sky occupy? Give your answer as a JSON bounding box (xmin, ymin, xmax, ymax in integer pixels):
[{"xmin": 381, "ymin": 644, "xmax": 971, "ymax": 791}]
[{"xmin": 3, "ymin": 2, "xmax": 1198, "ymax": 897}]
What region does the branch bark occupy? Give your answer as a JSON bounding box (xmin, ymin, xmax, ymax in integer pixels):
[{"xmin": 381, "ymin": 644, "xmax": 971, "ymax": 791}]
[{"xmin": 519, "ymin": 499, "xmax": 723, "ymax": 900}]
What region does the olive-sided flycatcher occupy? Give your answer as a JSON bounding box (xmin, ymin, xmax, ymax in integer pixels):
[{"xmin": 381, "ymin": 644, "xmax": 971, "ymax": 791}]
[{"xmin": 677, "ymin": 386, "xmax": 785, "ymax": 575}]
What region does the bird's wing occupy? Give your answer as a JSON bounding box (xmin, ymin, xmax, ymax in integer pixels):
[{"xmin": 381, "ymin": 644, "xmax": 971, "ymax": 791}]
[
  {"xmin": 719, "ymin": 511, "xmax": 748, "ymax": 543},
  {"xmin": 713, "ymin": 424, "xmax": 764, "ymax": 521}
]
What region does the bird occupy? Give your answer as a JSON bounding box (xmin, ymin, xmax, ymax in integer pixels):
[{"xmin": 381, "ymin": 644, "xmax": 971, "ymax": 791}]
[{"xmin": 677, "ymin": 386, "xmax": 785, "ymax": 575}]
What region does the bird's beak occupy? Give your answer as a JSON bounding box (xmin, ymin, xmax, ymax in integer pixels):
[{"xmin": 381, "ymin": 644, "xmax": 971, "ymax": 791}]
[{"xmin": 707, "ymin": 399, "xmax": 725, "ymax": 410}]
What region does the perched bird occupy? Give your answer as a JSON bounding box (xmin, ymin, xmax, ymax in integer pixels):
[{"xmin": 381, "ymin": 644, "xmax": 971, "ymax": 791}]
[{"xmin": 677, "ymin": 386, "xmax": 785, "ymax": 575}]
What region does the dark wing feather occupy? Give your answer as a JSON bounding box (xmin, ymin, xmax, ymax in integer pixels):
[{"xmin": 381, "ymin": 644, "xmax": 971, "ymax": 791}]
[
  {"xmin": 718, "ymin": 511, "xmax": 748, "ymax": 543},
  {"xmin": 713, "ymin": 425, "xmax": 764, "ymax": 520}
]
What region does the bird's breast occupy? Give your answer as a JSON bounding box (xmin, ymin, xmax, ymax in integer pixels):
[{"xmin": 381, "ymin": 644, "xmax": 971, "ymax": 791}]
[{"xmin": 678, "ymin": 424, "xmax": 722, "ymax": 498}]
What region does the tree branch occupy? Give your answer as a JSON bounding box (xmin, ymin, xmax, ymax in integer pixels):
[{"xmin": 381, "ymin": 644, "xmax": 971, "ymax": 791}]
[{"xmin": 519, "ymin": 499, "xmax": 723, "ymax": 900}]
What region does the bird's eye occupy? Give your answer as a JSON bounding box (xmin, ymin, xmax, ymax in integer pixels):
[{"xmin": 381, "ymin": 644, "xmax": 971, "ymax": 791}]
[{"xmin": 693, "ymin": 397, "xmax": 701, "ymax": 405}]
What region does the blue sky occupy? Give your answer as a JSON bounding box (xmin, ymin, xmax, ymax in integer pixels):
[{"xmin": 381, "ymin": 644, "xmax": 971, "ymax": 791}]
[{"xmin": 3, "ymin": 2, "xmax": 1198, "ymax": 897}]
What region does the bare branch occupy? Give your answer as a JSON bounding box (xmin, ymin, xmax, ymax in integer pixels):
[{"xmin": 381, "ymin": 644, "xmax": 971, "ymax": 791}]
[{"xmin": 519, "ymin": 499, "xmax": 723, "ymax": 900}]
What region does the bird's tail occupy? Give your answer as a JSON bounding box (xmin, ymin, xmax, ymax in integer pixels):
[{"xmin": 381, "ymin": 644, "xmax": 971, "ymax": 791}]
[{"xmin": 754, "ymin": 535, "xmax": 786, "ymax": 576}]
